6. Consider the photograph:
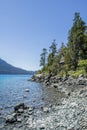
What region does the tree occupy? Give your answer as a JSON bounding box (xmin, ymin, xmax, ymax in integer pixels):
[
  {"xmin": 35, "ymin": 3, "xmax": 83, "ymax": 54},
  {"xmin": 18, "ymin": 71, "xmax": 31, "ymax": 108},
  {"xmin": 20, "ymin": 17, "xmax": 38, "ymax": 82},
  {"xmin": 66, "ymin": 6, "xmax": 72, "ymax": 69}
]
[
  {"xmin": 39, "ymin": 12, "xmax": 87, "ymax": 77},
  {"xmin": 58, "ymin": 42, "xmax": 66, "ymax": 58},
  {"xmin": 40, "ymin": 48, "xmax": 47, "ymax": 67},
  {"xmin": 83, "ymin": 32, "xmax": 87, "ymax": 59},
  {"xmin": 47, "ymin": 40, "xmax": 57, "ymax": 65},
  {"xmin": 49, "ymin": 39, "xmax": 57, "ymax": 56},
  {"xmin": 67, "ymin": 12, "xmax": 86, "ymax": 70}
]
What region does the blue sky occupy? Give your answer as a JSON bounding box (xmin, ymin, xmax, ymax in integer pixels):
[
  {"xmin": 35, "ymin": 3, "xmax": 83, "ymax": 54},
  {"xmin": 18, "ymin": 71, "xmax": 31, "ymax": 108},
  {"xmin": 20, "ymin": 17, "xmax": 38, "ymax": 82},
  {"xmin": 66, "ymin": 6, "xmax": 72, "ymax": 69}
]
[{"xmin": 0, "ymin": 0, "xmax": 87, "ymax": 70}]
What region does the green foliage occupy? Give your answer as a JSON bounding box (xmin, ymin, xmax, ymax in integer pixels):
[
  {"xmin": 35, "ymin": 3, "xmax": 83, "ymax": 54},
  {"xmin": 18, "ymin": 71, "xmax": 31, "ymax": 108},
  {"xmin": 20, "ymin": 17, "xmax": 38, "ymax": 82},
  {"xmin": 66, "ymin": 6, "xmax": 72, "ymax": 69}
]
[
  {"xmin": 78, "ymin": 59, "xmax": 87, "ymax": 72},
  {"xmin": 83, "ymin": 34, "xmax": 87, "ymax": 59},
  {"xmin": 49, "ymin": 39, "xmax": 57, "ymax": 55},
  {"xmin": 69, "ymin": 70, "xmax": 86, "ymax": 78},
  {"xmin": 39, "ymin": 12, "xmax": 87, "ymax": 77},
  {"xmin": 40, "ymin": 48, "xmax": 47, "ymax": 67},
  {"xmin": 68, "ymin": 60, "xmax": 87, "ymax": 77},
  {"xmin": 47, "ymin": 53, "xmax": 54, "ymax": 65},
  {"xmin": 78, "ymin": 59, "xmax": 87, "ymax": 67},
  {"xmin": 67, "ymin": 12, "xmax": 86, "ymax": 70}
]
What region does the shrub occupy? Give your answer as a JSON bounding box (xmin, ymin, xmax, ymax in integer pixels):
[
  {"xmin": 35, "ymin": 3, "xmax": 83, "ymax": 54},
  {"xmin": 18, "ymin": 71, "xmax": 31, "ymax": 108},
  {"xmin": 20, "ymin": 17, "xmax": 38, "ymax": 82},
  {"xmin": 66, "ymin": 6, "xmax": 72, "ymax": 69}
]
[
  {"xmin": 78, "ymin": 60, "xmax": 87, "ymax": 72},
  {"xmin": 69, "ymin": 69, "xmax": 86, "ymax": 78}
]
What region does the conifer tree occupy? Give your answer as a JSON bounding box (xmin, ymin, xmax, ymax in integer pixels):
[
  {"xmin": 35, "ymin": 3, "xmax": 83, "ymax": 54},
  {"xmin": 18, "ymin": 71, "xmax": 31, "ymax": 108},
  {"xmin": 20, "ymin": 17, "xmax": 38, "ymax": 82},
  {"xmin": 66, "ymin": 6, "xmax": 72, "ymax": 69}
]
[
  {"xmin": 67, "ymin": 12, "xmax": 86, "ymax": 70},
  {"xmin": 48, "ymin": 40, "xmax": 57, "ymax": 65},
  {"xmin": 40, "ymin": 48, "xmax": 47, "ymax": 67}
]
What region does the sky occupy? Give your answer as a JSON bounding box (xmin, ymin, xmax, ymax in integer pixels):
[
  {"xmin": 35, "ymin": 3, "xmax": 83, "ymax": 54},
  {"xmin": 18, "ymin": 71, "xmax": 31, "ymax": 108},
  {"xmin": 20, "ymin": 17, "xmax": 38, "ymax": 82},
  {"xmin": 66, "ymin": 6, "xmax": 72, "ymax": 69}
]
[{"xmin": 0, "ymin": 0, "xmax": 87, "ymax": 71}]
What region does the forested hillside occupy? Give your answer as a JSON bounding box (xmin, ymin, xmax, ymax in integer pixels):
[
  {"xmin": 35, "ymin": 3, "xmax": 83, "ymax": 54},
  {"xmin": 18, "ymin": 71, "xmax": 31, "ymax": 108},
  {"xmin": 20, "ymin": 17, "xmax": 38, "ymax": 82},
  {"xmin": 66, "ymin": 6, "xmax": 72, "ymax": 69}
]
[{"xmin": 39, "ymin": 12, "xmax": 87, "ymax": 77}]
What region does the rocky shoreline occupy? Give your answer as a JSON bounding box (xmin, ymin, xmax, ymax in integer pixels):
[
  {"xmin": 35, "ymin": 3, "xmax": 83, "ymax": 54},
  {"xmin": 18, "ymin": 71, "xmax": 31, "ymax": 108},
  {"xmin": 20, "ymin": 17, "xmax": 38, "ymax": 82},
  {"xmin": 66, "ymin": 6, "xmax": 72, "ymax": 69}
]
[{"xmin": 0, "ymin": 74, "xmax": 87, "ymax": 130}]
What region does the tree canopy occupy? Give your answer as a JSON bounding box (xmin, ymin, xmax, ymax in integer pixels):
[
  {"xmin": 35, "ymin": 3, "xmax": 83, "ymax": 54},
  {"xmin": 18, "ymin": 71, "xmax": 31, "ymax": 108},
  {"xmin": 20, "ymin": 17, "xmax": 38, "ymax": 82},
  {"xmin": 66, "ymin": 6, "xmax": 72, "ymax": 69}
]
[{"xmin": 39, "ymin": 12, "xmax": 87, "ymax": 77}]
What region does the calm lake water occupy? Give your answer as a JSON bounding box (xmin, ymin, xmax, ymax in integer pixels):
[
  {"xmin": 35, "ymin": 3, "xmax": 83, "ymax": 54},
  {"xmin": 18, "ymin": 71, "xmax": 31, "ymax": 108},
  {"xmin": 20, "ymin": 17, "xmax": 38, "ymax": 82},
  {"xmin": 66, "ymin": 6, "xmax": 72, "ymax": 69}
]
[
  {"xmin": 0, "ymin": 74, "xmax": 65, "ymax": 117},
  {"xmin": 0, "ymin": 74, "xmax": 44, "ymax": 115}
]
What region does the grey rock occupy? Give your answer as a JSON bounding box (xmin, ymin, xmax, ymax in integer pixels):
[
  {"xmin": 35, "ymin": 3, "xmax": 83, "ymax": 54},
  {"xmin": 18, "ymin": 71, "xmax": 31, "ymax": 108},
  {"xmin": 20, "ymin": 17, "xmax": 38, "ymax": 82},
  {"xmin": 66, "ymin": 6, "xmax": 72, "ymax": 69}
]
[
  {"xmin": 53, "ymin": 84, "xmax": 58, "ymax": 88},
  {"xmin": 43, "ymin": 107, "xmax": 49, "ymax": 113},
  {"xmin": 23, "ymin": 95, "xmax": 27, "ymax": 98},
  {"xmin": 77, "ymin": 78, "xmax": 87, "ymax": 85},
  {"xmin": 78, "ymin": 74, "xmax": 84, "ymax": 78},
  {"xmin": 17, "ymin": 108, "xmax": 24, "ymax": 113},
  {"xmin": 5, "ymin": 113, "xmax": 17, "ymax": 123},
  {"xmin": 79, "ymin": 89, "xmax": 85, "ymax": 94},
  {"xmin": 39, "ymin": 124, "xmax": 45, "ymax": 129},
  {"xmin": 28, "ymin": 107, "xmax": 33, "ymax": 112},
  {"xmin": 0, "ymin": 125, "xmax": 4, "ymax": 129},
  {"xmin": 14, "ymin": 103, "xmax": 25, "ymax": 112},
  {"xmin": 0, "ymin": 107, "xmax": 3, "ymax": 110},
  {"xmin": 17, "ymin": 117, "xmax": 22, "ymax": 122},
  {"xmin": 25, "ymin": 89, "xmax": 30, "ymax": 92}
]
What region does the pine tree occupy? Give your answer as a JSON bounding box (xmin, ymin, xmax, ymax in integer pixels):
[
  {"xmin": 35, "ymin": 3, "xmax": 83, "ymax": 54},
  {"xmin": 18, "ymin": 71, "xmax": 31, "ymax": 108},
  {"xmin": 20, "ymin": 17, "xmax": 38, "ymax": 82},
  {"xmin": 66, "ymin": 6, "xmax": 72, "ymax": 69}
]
[
  {"xmin": 49, "ymin": 39, "xmax": 57, "ymax": 56},
  {"xmin": 83, "ymin": 32, "xmax": 87, "ymax": 59},
  {"xmin": 40, "ymin": 48, "xmax": 47, "ymax": 67},
  {"xmin": 67, "ymin": 12, "xmax": 86, "ymax": 70},
  {"xmin": 48, "ymin": 40, "xmax": 57, "ymax": 65}
]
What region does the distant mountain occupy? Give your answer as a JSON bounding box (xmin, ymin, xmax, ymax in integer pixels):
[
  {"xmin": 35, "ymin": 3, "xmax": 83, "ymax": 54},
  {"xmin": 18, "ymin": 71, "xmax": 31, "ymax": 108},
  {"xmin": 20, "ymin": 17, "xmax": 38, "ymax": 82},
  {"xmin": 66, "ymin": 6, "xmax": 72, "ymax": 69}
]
[{"xmin": 0, "ymin": 58, "xmax": 34, "ymax": 74}]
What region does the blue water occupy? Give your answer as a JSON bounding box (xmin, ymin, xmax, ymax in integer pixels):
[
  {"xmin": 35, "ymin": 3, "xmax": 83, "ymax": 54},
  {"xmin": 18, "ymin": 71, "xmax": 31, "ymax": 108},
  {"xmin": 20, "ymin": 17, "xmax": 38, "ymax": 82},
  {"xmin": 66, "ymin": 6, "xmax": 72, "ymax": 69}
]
[{"xmin": 0, "ymin": 74, "xmax": 44, "ymax": 115}]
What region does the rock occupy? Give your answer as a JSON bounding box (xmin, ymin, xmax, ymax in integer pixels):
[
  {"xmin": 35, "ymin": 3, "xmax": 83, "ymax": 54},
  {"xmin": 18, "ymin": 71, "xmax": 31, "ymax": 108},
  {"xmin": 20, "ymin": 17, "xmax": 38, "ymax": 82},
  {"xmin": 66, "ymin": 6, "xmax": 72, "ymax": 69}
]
[
  {"xmin": 67, "ymin": 92, "xmax": 71, "ymax": 96},
  {"xmin": 32, "ymin": 99, "xmax": 36, "ymax": 102},
  {"xmin": 70, "ymin": 102, "xmax": 78, "ymax": 108},
  {"xmin": 26, "ymin": 116, "xmax": 33, "ymax": 125},
  {"xmin": 23, "ymin": 95, "xmax": 27, "ymax": 98},
  {"xmin": 79, "ymin": 117, "xmax": 87, "ymax": 130},
  {"xmin": 79, "ymin": 89, "xmax": 85, "ymax": 94},
  {"xmin": 25, "ymin": 89, "xmax": 30, "ymax": 92},
  {"xmin": 77, "ymin": 77, "xmax": 87, "ymax": 85},
  {"xmin": 5, "ymin": 113, "xmax": 17, "ymax": 123},
  {"xmin": 53, "ymin": 84, "xmax": 58, "ymax": 88},
  {"xmin": 43, "ymin": 107, "xmax": 49, "ymax": 113},
  {"xmin": 17, "ymin": 117, "xmax": 22, "ymax": 122},
  {"xmin": 31, "ymin": 74, "xmax": 44, "ymax": 82},
  {"xmin": 39, "ymin": 124, "xmax": 45, "ymax": 129},
  {"xmin": 67, "ymin": 127, "xmax": 75, "ymax": 130},
  {"xmin": 45, "ymin": 82, "xmax": 50, "ymax": 86},
  {"xmin": 29, "ymin": 107, "xmax": 33, "ymax": 111},
  {"xmin": 62, "ymin": 76, "xmax": 68, "ymax": 82},
  {"xmin": 65, "ymin": 76, "xmax": 76, "ymax": 86},
  {"xmin": 28, "ymin": 107, "xmax": 33, "ymax": 115},
  {"xmin": 0, "ymin": 107, "xmax": 3, "ymax": 110},
  {"xmin": 17, "ymin": 108, "xmax": 24, "ymax": 113},
  {"xmin": 24, "ymin": 113, "xmax": 29, "ymax": 118},
  {"xmin": 14, "ymin": 103, "xmax": 25, "ymax": 112},
  {"xmin": 0, "ymin": 125, "xmax": 4, "ymax": 129},
  {"xmin": 28, "ymin": 111, "xmax": 33, "ymax": 115},
  {"xmin": 78, "ymin": 74, "xmax": 84, "ymax": 78},
  {"xmin": 13, "ymin": 128, "xmax": 19, "ymax": 130}
]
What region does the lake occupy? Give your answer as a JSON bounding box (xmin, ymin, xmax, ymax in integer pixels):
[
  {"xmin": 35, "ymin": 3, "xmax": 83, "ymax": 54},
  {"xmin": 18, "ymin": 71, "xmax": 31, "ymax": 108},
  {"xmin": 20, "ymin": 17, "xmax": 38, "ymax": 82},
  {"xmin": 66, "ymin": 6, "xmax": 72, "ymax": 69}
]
[
  {"xmin": 0, "ymin": 74, "xmax": 64, "ymax": 117},
  {"xmin": 0, "ymin": 74, "xmax": 66, "ymax": 126},
  {"xmin": 0, "ymin": 74, "xmax": 45, "ymax": 115}
]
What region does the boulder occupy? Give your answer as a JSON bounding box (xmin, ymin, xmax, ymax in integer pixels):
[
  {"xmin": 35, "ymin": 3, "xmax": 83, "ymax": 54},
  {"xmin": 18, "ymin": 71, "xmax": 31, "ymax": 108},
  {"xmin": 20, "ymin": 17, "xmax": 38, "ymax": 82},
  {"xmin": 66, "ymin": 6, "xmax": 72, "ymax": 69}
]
[
  {"xmin": 78, "ymin": 74, "xmax": 84, "ymax": 78},
  {"xmin": 53, "ymin": 84, "xmax": 58, "ymax": 88},
  {"xmin": 5, "ymin": 113, "xmax": 17, "ymax": 123},
  {"xmin": 25, "ymin": 89, "xmax": 30, "ymax": 92},
  {"xmin": 14, "ymin": 103, "xmax": 26, "ymax": 112},
  {"xmin": 77, "ymin": 77, "xmax": 87, "ymax": 85}
]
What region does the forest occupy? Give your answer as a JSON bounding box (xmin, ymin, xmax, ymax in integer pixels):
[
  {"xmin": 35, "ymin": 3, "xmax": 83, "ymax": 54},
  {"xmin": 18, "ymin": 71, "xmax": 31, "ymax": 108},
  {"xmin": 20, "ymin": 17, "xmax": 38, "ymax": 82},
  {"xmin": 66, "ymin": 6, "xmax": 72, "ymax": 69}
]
[{"xmin": 39, "ymin": 12, "xmax": 87, "ymax": 77}]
